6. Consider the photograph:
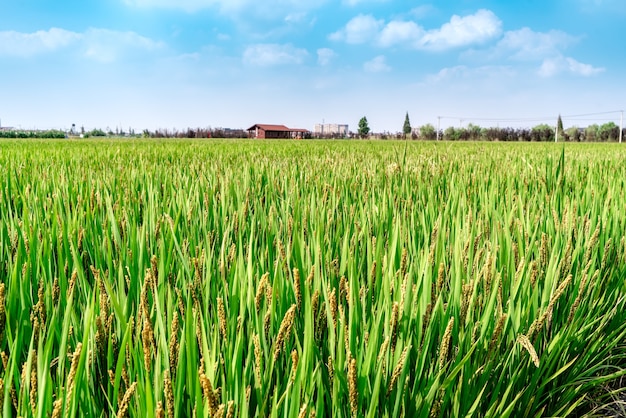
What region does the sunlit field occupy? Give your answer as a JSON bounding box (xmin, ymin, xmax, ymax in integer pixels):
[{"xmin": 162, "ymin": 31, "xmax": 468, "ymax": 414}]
[{"xmin": 1, "ymin": 139, "xmax": 625, "ymax": 417}]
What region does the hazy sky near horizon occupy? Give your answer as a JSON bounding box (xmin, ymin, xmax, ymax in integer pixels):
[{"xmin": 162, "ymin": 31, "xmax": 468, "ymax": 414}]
[{"xmin": 1, "ymin": 0, "xmax": 624, "ymax": 132}]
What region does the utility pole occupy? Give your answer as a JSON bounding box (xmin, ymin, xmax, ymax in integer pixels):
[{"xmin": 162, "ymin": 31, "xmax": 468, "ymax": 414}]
[
  {"xmin": 437, "ymin": 116, "xmax": 440, "ymax": 141},
  {"xmin": 619, "ymin": 110, "xmax": 624, "ymax": 144},
  {"xmin": 555, "ymin": 124, "xmax": 558, "ymax": 143}
]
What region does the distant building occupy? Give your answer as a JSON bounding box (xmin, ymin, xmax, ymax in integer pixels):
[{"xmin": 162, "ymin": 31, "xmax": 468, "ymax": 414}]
[
  {"xmin": 314, "ymin": 123, "xmax": 349, "ymax": 137},
  {"xmin": 247, "ymin": 124, "xmax": 309, "ymax": 139}
]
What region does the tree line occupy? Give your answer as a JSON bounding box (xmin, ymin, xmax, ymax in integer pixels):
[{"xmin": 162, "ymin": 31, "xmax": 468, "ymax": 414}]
[
  {"xmin": 1, "ymin": 119, "xmax": 622, "ymax": 142},
  {"xmin": 143, "ymin": 127, "xmax": 246, "ymax": 138},
  {"xmin": 0, "ymin": 130, "xmax": 66, "ymax": 139},
  {"xmin": 357, "ymin": 113, "xmax": 623, "ymax": 142},
  {"xmin": 429, "ymin": 122, "xmax": 624, "ymax": 142}
]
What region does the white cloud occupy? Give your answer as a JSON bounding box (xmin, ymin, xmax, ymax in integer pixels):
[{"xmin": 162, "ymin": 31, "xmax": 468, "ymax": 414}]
[
  {"xmin": 409, "ymin": 5, "xmax": 435, "ymax": 19},
  {"xmin": 364, "ymin": 55, "xmax": 390, "ymax": 72},
  {"xmin": 0, "ymin": 28, "xmax": 81, "ymax": 56},
  {"xmin": 426, "ymin": 65, "xmax": 515, "ymax": 83},
  {"xmin": 243, "ymin": 43, "xmax": 308, "ymax": 66},
  {"xmin": 464, "ymin": 27, "xmax": 602, "ymax": 78},
  {"xmin": 332, "ymin": 9, "xmax": 502, "ymax": 51},
  {"xmin": 496, "ymin": 28, "xmax": 577, "ymax": 61},
  {"xmin": 0, "ymin": 27, "xmax": 163, "ymax": 61},
  {"xmin": 329, "ymin": 14, "xmax": 383, "ymax": 44},
  {"xmin": 82, "ymin": 29, "xmax": 164, "ymax": 63},
  {"xmin": 463, "ymin": 27, "xmax": 582, "ymax": 64},
  {"xmin": 539, "ymin": 56, "xmax": 604, "ymax": 77},
  {"xmin": 378, "ymin": 21, "xmax": 423, "ymax": 47},
  {"xmin": 566, "ymin": 57, "xmax": 604, "ymax": 76},
  {"xmin": 419, "ymin": 9, "xmax": 502, "ymax": 50},
  {"xmin": 317, "ymin": 48, "xmax": 336, "ymax": 66},
  {"xmin": 427, "ymin": 65, "xmax": 470, "ymax": 83},
  {"xmin": 284, "ymin": 12, "xmax": 306, "ymax": 23}
]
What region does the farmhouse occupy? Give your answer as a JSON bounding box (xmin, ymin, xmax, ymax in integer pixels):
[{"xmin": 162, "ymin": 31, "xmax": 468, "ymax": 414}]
[{"xmin": 247, "ymin": 124, "xmax": 309, "ymax": 139}]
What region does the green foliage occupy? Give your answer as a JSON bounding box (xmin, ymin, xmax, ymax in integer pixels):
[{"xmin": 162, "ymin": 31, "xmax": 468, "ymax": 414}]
[
  {"xmin": 403, "ymin": 112, "xmax": 411, "ymax": 136},
  {"xmin": 597, "ymin": 122, "xmax": 620, "ymax": 141},
  {"xmin": 0, "ymin": 139, "xmax": 625, "ymax": 417},
  {"xmin": 0, "ymin": 130, "xmax": 65, "ymax": 139},
  {"xmin": 531, "ymin": 124, "xmax": 555, "ymax": 142},
  {"xmin": 565, "ymin": 127, "xmax": 581, "ymax": 142},
  {"xmin": 582, "ymin": 123, "xmax": 620, "ymax": 142},
  {"xmin": 466, "ymin": 123, "xmax": 483, "ymax": 140},
  {"xmin": 89, "ymin": 128, "xmax": 107, "ymax": 137},
  {"xmin": 418, "ymin": 124, "xmax": 437, "ymax": 140},
  {"xmin": 444, "ymin": 126, "xmax": 461, "ymax": 141},
  {"xmin": 584, "ymin": 124, "xmax": 599, "ymax": 142},
  {"xmin": 358, "ymin": 116, "xmax": 370, "ymax": 138}
]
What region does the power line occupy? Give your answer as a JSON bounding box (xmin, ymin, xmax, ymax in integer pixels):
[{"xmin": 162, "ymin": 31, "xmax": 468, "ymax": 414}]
[
  {"xmin": 438, "ymin": 116, "xmax": 555, "ymax": 122},
  {"xmin": 561, "ymin": 110, "xmax": 622, "ymax": 118},
  {"xmin": 437, "ymin": 110, "xmax": 623, "ymax": 124},
  {"xmin": 562, "ymin": 118, "xmax": 617, "ymax": 122}
]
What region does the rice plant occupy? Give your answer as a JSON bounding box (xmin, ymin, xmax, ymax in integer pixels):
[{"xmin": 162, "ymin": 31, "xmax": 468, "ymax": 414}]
[{"xmin": 0, "ymin": 138, "xmax": 625, "ymax": 417}]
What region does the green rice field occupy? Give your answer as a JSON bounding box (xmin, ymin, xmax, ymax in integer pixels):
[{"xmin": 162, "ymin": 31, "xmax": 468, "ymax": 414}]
[{"xmin": 1, "ymin": 139, "xmax": 625, "ymax": 417}]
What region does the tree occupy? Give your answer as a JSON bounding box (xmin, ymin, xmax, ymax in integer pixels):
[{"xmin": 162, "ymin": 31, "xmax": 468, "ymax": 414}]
[
  {"xmin": 403, "ymin": 112, "xmax": 411, "ymax": 138},
  {"xmin": 444, "ymin": 127, "xmax": 459, "ymax": 141},
  {"xmin": 358, "ymin": 117, "xmax": 370, "ymax": 138},
  {"xmin": 88, "ymin": 129, "xmax": 106, "ymax": 137},
  {"xmin": 531, "ymin": 124, "xmax": 555, "ymax": 142},
  {"xmin": 598, "ymin": 122, "xmax": 619, "ymax": 142},
  {"xmin": 419, "ymin": 124, "xmax": 437, "ymax": 140},
  {"xmin": 557, "ymin": 114, "xmax": 564, "ymax": 138},
  {"xmin": 584, "ymin": 124, "xmax": 599, "ymax": 142},
  {"xmin": 467, "ymin": 123, "xmax": 483, "ymax": 141},
  {"xmin": 565, "ymin": 126, "xmax": 580, "ymax": 142}
]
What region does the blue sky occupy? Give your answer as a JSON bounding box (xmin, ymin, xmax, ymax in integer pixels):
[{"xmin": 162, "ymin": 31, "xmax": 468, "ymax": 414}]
[{"xmin": 1, "ymin": 0, "xmax": 624, "ymax": 133}]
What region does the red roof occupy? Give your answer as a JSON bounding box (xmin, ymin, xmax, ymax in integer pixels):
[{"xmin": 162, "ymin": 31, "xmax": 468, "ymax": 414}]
[
  {"xmin": 248, "ymin": 124, "xmax": 309, "ymax": 132},
  {"xmin": 248, "ymin": 124, "xmax": 291, "ymax": 131}
]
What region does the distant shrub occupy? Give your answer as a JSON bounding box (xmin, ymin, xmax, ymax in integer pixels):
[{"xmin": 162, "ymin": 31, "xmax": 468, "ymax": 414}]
[{"xmin": 0, "ymin": 130, "xmax": 65, "ymax": 139}]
